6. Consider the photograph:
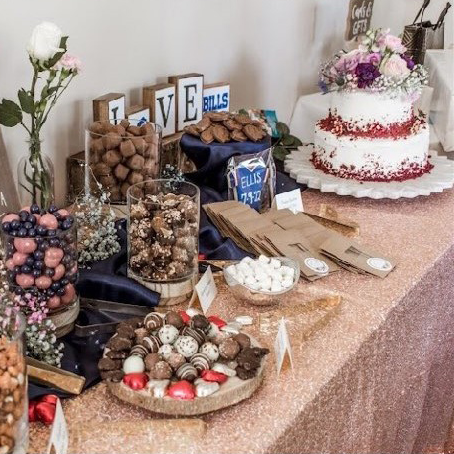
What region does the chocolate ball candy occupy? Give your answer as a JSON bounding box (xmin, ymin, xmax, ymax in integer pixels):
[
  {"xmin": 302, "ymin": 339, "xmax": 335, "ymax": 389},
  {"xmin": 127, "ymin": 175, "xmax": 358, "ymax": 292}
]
[
  {"xmin": 158, "ymin": 344, "xmax": 175, "ymax": 361},
  {"xmin": 190, "ymin": 314, "xmax": 210, "ymax": 333},
  {"xmin": 180, "ymin": 326, "xmax": 205, "ymax": 346},
  {"xmin": 144, "ymin": 312, "xmax": 163, "ymax": 331},
  {"xmin": 122, "ymin": 355, "xmax": 145, "ymax": 374},
  {"xmin": 233, "ymin": 333, "xmax": 251, "ymax": 350},
  {"xmin": 144, "ymin": 352, "xmax": 161, "ymax": 372},
  {"xmin": 174, "ymin": 336, "xmax": 199, "ymax": 358},
  {"xmin": 107, "ymin": 334, "xmax": 132, "ymax": 352},
  {"xmin": 165, "ymin": 311, "xmax": 185, "ymax": 329},
  {"xmin": 134, "ymin": 327, "xmax": 148, "ymax": 345},
  {"xmin": 119, "ymin": 139, "xmax": 135, "ymax": 158},
  {"xmin": 154, "ymin": 361, "xmax": 173, "ymax": 380},
  {"xmin": 158, "ymin": 324, "xmax": 179, "ymax": 344},
  {"xmin": 127, "ymin": 171, "xmax": 144, "ymax": 185},
  {"xmin": 102, "ymin": 149, "xmax": 122, "ymax": 167},
  {"xmin": 219, "ymin": 338, "xmax": 240, "ymax": 360},
  {"xmin": 98, "ymin": 357, "xmax": 121, "ymax": 372},
  {"xmin": 130, "ymin": 345, "xmax": 148, "ymax": 358},
  {"xmin": 200, "ymin": 342, "xmax": 220, "ymax": 362},
  {"xmin": 126, "ymin": 154, "xmax": 145, "ymax": 171},
  {"xmin": 167, "ymin": 352, "xmax": 186, "ymax": 371},
  {"xmin": 142, "ymin": 335, "xmax": 162, "ymax": 353},
  {"xmin": 176, "ymin": 363, "xmax": 198, "ymax": 382},
  {"xmin": 190, "ymin": 352, "xmax": 211, "ymax": 373},
  {"xmin": 114, "ymin": 163, "xmax": 130, "ymax": 181},
  {"xmin": 102, "ymin": 132, "xmax": 122, "ymax": 150}
]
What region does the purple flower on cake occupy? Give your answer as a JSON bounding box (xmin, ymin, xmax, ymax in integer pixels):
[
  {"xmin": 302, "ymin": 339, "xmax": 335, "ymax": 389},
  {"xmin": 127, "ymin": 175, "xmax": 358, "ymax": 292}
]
[
  {"xmin": 362, "ymin": 52, "xmax": 381, "ymax": 66},
  {"xmin": 400, "ymin": 53, "xmax": 415, "ymax": 70},
  {"xmin": 334, "ymin": 49, "xmax": 362, "ymax": 73},
  {"xmin": 381, "ymin": 54, "xmax": 411, "ymax": 78},
  {"xmin": 355, "ymin": 63, "xmax": 380, "ymax": 88}
]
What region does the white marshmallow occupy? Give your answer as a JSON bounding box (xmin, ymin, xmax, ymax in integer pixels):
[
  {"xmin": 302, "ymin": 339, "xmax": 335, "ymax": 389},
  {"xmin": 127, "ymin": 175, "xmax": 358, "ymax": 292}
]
[
  {"xmin": 258, "ymin": 255, "xmax": 270, "ymax": 264},
  {"xmin": 259, "ymin": 278, "xmax": 272, "ymax": 291},
  {"xmin": 271, "ymin": 280, "xmax": 283, "ymax": 292},
  {"xmin": 245, "ymin": 275, "xmax": 257, "ymax": 287},
  {"xmin": 270, "ymin": 258, "xmax": 281, "ymax": 269},
  {"xmin": 247, "ymin": 281, "xmax": 260, "ymax": 291},
  {"xmin": 241, "ymin": 256, "xmax": 254, "ymax": 264},
  {"xmin": 282, "ymin": 277, "xmax": 293, "ymax": 288},
  {"xmin": 226, "ymin": 265, "xmax": 237, "ymax": 277}
]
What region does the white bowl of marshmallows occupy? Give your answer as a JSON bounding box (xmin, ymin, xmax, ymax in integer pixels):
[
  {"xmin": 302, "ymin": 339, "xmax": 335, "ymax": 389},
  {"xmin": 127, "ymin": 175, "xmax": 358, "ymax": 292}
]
[{"xmin": 223, "ymin": 255, "xmax": 300, "ymax": 306}]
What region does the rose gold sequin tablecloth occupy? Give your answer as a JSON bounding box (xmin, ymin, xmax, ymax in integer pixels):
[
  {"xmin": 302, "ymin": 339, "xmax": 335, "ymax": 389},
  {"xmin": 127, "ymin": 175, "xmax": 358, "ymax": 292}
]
[{"xmin": 29, "ymin": 189, "xmax": 454, "ymax": 454}]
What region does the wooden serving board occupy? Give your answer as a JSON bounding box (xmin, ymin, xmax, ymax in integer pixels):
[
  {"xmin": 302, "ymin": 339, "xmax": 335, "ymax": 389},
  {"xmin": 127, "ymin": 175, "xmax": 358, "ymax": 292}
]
[{"xmin": 106, "ymin": 338, "xmax": 266, "ymax": 416}]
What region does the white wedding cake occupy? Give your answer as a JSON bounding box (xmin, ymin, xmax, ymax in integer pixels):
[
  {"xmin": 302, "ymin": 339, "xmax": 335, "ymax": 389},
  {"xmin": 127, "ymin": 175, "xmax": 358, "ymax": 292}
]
[{"xmin": 313, "ymin": 29, "xmax": 431, "ymax": 182}]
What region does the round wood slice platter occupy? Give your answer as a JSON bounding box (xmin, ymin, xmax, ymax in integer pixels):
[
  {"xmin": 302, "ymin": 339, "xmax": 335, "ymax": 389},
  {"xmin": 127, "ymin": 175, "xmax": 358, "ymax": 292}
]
[{"xmin": 106, "ymin": 338, "xmax": 266, "ymax": 416}]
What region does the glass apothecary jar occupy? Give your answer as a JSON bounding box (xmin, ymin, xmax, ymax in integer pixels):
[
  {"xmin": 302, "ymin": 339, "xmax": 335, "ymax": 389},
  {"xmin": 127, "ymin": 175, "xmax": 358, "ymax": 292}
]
[
  {"xmin": 85, "ymin": 120, "xmax": 162, "ymax": 203},
  {"xmin": 127, "ymin": 179, "xmax": 200, "ymax": 304},
  {"xmin": 0, "ymin": 309, "xmax": 28, "ymax": 454},
  {"xmin": 1, "ymin": 208, "xmax": 79, "ymax": 314}
]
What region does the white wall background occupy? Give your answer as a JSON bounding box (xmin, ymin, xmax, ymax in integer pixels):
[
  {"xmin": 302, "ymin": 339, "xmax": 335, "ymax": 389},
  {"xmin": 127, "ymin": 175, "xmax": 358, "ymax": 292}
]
[{"xmin": 0, "ymin": 0, "xmax": 451, "ymax": 204}]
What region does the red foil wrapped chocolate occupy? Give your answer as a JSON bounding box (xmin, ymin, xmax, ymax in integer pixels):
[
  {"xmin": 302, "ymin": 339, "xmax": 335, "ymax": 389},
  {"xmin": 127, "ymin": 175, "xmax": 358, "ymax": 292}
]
[
  {"xmin": 208, "ymin": 316, "xmax": 227, "ymax": 328},
  {"xmin": 201, "ymin": 370, "xmax": 228, "ymax": 384},
  {"xmin": 167, "ymin": 380, "xmax": 195, "ymax": 400},
  {"xmin": 123, "ymin": 373, "xmax": 148, "ymax": 390}
]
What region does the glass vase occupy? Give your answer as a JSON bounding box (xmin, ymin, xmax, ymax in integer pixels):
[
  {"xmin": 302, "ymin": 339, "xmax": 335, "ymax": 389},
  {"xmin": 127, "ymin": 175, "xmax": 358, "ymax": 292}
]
[
  {"xmin": 127, "ymin": 179, "xmax": 199, "ymax": 304},
  {"xmin": 85, "ymin": 120, "xmax": 162, "ymax": 204},
  {"xmin": 0, "ymin": 308, "xmax": 28, "ymax": 454},
  {"xmin": 17, "ymin": 139, "xmax": 55, "ymax": 209}
]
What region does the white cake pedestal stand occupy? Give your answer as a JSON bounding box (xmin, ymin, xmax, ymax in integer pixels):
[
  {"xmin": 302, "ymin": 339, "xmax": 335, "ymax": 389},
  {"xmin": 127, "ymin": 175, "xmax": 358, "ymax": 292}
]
[{"xmin": 285, "ymin": 146, "xmax": 454, "ymax": 200}]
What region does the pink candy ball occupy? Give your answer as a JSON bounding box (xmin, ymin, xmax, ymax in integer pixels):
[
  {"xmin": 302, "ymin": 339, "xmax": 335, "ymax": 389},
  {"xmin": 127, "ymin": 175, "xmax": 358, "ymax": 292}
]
[
  {"xmin": 2, "ymin": 213, "xmax": 19, "ymax": 224},
  {"xmin": 44, "ymin": 248, "xmax": 64, "ymax": 268},
  {"xmin": 39, "ymin": 214, "xmax": 58, "ymax": 230},
  {"xmin": 14, "ymin": 238, "xmax": 37, "ymax": 254},
  {"xmin": 35, "ymin": 276, "xmax": 52, "ymax": 290},
  {"xmin": 16, "ymin": 274, "xmax": 34, "ymax": 288},
  {"xmin": 12, "ymin": 252, "xmax": 28, "ymax": 266},
  {"xmin": 52, "ymin": 264, "xmax": 66, "ymax": 281},
  {"xmin": 47, "ymin": 296, "xmax": 61, "ymax": 309},
  {"xmin": 5, "ymin": 259, "xmax": 14, "ymax": 270},
  {"xmin": 61, "ymin": 284, "xmax": 76, "ymax": 304},
  {"xmin": 57, "ymin": 209, "xmax": 70, "ymax": 217}
]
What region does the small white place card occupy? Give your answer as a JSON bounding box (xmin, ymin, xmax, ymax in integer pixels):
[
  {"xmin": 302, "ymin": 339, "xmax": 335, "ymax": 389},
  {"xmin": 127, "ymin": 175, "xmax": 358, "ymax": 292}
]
[
  {"xmin": 275, "ymin": 189, "xmax": 304, "ymax": 214},
  {"xmin": 47, "ymin": 398, "xmax": 68, "ymax": 454},
  {"xmin": 274, "ymin": 317, "xmax": 294, "ymax": 375},
  {"xmin": 193, "ymin": 266, "xmax": 218, "ymax": 315}
]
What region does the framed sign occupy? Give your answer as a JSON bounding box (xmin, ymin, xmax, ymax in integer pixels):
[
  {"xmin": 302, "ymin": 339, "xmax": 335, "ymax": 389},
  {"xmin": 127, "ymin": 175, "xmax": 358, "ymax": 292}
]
[
  {"xmin": 203, "ymin": 82, "xmax": 230, "ymax": 113},
  {"xmin": 345, "ymin": 0, "xmax": 374, "ymax": 41},
  {"xmin": 93, "ymin": 93, "xmax": 126, "ymax": 124},
  {"xmin": 143, "ymin": 83, "xmax": 176, "ymax": 137},
  {"xmin": 0, "ymin": 131, "xmax": 19, "ymax": 217}
]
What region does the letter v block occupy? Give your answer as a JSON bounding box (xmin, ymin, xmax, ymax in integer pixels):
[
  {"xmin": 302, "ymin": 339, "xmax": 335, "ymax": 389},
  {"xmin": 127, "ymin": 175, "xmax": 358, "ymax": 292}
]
[
  {"xmin": 143, "ymin": 83, "xmax": 176, "ymax": 137},
  {"xmin": 168, "ymin": 73, "xmax": 204, "ymax": 131}
]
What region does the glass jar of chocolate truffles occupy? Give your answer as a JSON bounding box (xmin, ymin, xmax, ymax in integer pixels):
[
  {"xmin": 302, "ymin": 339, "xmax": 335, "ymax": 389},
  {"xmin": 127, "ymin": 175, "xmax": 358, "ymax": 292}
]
[
  {"xmin": 85, "ymin": 119, "xmax": 162, "ymax": 203},
  {"xmin": 1, "ymin": 204, "xmax": 78, "ymax": 312},
  {"xmin": 127, "ymin": 180, "xmax": 200, "ymax": 299}
]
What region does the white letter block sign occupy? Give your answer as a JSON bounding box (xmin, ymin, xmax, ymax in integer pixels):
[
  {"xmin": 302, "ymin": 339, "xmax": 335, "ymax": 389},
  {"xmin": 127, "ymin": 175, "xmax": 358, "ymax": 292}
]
[
  {"xmin": 168, "ymin": 73, "xmax": 204, "ymax": 131},
  {"xmin": 143, "ymin": 83, "xmax": 176, "ymax": 137},
  {"xmin": 93, "ymin": 93, "xmax": 125, "ymax": 124},
  {"xmin": 203, "ymin": 82, "xmax": 230, "ymax": 113},
  {"xmin": 126, "ymin": 105, "xmax": 150, "ymax": 126}
]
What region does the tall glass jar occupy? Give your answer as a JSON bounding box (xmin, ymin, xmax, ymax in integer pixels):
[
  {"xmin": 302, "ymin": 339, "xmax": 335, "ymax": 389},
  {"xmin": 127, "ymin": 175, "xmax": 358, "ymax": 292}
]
[
  {"xmin": 85, "ymin": 120, "xmax": 162, "ymax": 203},
  {"xmin": 17, "ymin": 139, "xmax": 54, "ymax": 209},
  {"xmin": 0, "ymin": 308, "xmax": 28, "ymax": 454},
  {"xmin": 1, "ymin": 213, "xmax": 79, "ymax": 335},
  {"xmin": 127, "ymin": 180, "xmax": 200, "ymax": 305}
]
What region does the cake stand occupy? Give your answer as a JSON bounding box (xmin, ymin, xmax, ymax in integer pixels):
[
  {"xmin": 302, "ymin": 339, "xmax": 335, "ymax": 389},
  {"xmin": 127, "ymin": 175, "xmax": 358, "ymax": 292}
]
[{"xmin": 285, "ymin": 146, "xmax": 454, "ymax": 199}]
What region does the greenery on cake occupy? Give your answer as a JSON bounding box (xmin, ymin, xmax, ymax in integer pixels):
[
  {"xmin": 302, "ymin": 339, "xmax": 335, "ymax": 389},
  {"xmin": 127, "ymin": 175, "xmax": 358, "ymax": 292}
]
[{"xmin": 319, "ymin": 29, "xmax": 428, "ymax": 99}]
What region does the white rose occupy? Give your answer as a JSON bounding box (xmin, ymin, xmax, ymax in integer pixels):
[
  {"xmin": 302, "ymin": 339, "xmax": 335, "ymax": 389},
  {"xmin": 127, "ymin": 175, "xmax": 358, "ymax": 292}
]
[
  {"xmin": 27, "ymin": 22, "xmax": 63, "ymax": 61},
  {"xmin": 381, "ymin": 54, "xmax": 410, "ymax": 78}
]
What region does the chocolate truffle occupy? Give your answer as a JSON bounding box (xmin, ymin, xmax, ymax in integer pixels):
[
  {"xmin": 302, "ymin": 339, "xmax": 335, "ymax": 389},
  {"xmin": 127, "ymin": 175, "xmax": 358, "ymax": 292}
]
[
  {"xmin": 233, "ymin": 333, "xmax": 251, "ymax": 350},
  {"xmin": 219, "ymin": 338, "xmax": 240, "ymax": 360},
  {"xmin": 199, "ymin": 342, "xmax": 219, "ymax": 362},
  {"xmin": 190, "ymin": 353, "xmax": 211, "ymax": 373},
  {"xmin": 130, "ymin": 344, "xmax": 149, "ymax": 358},
  {"xmin": 191, "ymin": 314, "xmax": 210, "ymax": 333},
  {"xmin": 134, "ymin": 327, "xmax": 148, "ymax": 345},
  {"xmin": 167, "ymin": 352, "xmax": 186, "ymax": 371},
  {"xmin": 106, "ymin": 350, "xmax": 127, "ymax": 360},
  {"xmin": 100, "ymin": 370, "xmax": 124, "ymax": 382},
  {"xmin": 144, "ymin": 312, "xmax": 163, "ymax": 331},
  {"xmin": 158, "ymin": 344, "xmax": 175, "ymax": 361},
  {"xmin": 180, "ymin": 326, "xmax": 205, "ymax": 346},
  {"xmin": 176, "ymin": 363, "xmax": 198, "ymax": 382},
  {"xmin": 158, "ymin": 324, "xmax": 180, "ymax": 344},
  {"xmin": 174, "ymin": 336, "xmax": 199, "ymax": 358},
  {"xmin": 165, "ymin": 311, "xmax": 185, "ymax": 329},
  {"xmin": 107, "ymin": 335, "xmax": 132, "ymax": 352},
  {"xmin": 154, "ymin": 361, "xmax": 173, "ymax": 380},
  {"xmin": 116, "ymin": 324, "xmax": 135, "ymax": 339},
  {"xmin": 144, "ymin": 353, "xmax": 161, "ymax": 372},
  {"xmin": 142, "ymin": 335, "xmax": 162, "ymax": 353},
  {"xmin": 98, "ymin": 357, "xmax": 121, "ymax": 371}
]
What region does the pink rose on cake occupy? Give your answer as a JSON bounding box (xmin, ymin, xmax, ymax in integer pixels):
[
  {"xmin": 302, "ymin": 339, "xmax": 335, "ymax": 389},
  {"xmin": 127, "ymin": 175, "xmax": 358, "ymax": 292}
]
[
  {"xmin": 383, "ymin": 34, "xmax": 406, "ymax": 54},
  {"xmin": 334, "ymin": 49, "xmax": 362, "ymax": 73},
  {"xmin": 362, "ymin": 52, "xmax": 381, "ymax": 66},
  {"xmin": 381, "ymin": 54, "xmax": 411, "ymax": 78}
]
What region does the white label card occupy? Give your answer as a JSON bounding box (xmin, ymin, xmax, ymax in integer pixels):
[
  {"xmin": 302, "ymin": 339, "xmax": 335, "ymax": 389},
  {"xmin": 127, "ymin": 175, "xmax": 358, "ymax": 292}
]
[
  {"xmin": 274, "ymin": 317, "xmax": 294, "ymax": 375},
  {"xmin": 275, "ymin": 189, "xmax": 304, "ymax": 214},
  {"xmin": 194, "ymin": 266, "xmax": 217, "ymax": 315},
  {"xmin": 108, "ymin": 97, "xmax": 125, "ymax": 125},
  {"xmin": 47, "ymin": 399, "xmax": 68, "ymax": 454}
]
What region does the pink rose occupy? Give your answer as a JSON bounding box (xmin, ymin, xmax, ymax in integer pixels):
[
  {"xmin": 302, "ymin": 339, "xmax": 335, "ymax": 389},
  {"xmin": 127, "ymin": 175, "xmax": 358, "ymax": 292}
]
[
  {"xmin": 362, "ymin": 52, "xmax": 381, "ymax": 66},
  {"xmin": 334, "ymin": 49, "xmax": 362, "ymax": 73},
  {"xmin": 381, "ymin": 54, "xmax": 410, "ymax": 78},
  {"xmin": 57, "ymin": 54, "xmax": 82, "ymax": 73},
  {"xmin": 383, "ymin": 34, "xmax": 406, "ymax": 54}
]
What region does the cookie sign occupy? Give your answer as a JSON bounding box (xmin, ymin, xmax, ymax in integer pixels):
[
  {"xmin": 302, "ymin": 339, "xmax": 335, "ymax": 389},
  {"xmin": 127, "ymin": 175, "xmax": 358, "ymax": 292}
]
[
  {"xmin": 366, "ymin": 257, "xmax": 392, "ymax": 272},
  {"xmin": 345, "ymin": 0, "xmax": 374, "ymax": 41},
  {"xmin": 193, "ymin": 266, "xmax": 218, "ymax": 315}
]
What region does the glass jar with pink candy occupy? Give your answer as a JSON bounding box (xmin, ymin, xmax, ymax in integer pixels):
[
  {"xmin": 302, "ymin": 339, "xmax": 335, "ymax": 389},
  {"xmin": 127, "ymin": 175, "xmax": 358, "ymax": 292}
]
[{"xmin": 1, "ymin": 203, "xmax": 79, "ymax": 336}]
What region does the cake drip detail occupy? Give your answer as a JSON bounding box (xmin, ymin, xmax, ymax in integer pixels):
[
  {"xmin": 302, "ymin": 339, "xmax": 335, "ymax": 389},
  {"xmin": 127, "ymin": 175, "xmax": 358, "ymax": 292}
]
[{"xmin": 317, "ymin": 110, "xmax": 427, "ymax": 140}]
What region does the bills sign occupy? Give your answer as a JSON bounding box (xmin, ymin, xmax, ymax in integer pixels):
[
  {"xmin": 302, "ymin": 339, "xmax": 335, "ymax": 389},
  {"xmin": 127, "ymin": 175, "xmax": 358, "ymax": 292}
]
[{"xmin": 203, "ymin": 83, "xmax": 230, "ymax": 113}]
